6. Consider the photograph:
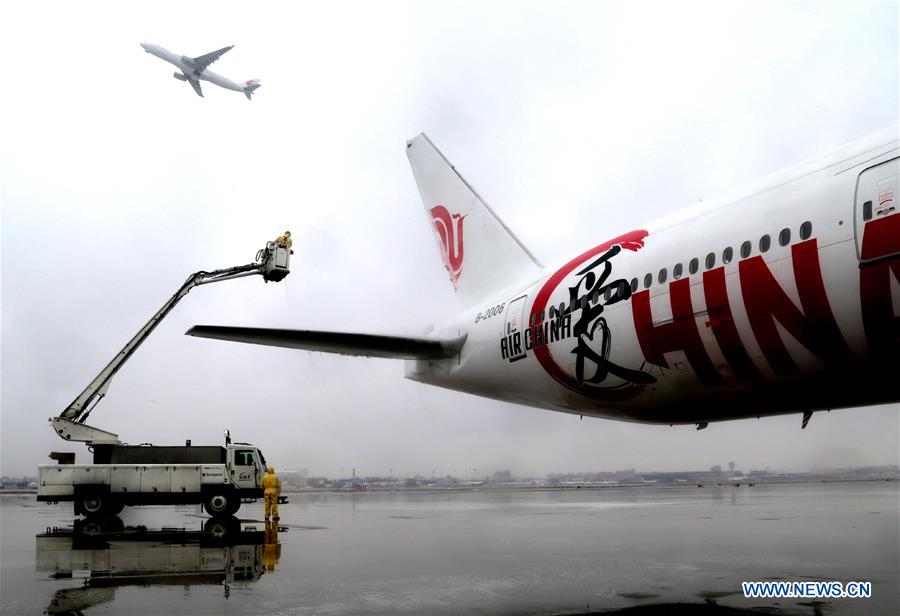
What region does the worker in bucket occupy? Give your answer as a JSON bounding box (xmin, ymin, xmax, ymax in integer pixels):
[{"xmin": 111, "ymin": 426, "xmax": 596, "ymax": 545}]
[
  {"xmin": 262, "ymin": 466, "xmax": 281, "ymax": 521},
  {"xmin": 275, "ymin": 230, "xmax": 292, "ymax": 248}
]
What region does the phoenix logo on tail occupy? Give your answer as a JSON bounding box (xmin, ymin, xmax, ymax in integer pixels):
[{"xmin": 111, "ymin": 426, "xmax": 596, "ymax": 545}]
[{"xmin": 430, "ymin": 205, "xmax": 466, "ymax": 287}]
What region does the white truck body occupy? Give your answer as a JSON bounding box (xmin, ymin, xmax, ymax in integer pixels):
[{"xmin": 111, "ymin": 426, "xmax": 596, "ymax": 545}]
[
  {"xmin": 38, "ymin": 444, "xmax": 266, "ymax": 517},
  {"xmin": 37, "ymin": 464, "xmax": 227, "ymax": 497}
]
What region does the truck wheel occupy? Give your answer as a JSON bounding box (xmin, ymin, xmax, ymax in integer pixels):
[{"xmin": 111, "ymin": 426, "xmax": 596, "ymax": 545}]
[
  {"xmin": 80, "ymin": 520, "xmax": 104, "ymax": 536},
  {"xmin": 77, "ymin": 516, "xmax": 124, "ymax": 536},
  {"xmin": 79, "ymin": 491, "xmax": 108, "ymax": 517},
  {"xmin": 204, "ymin": 492, "xmax": 233, "ymax": 516},
  {"xmin": 204, "ymin": 515, "xmax": 240, "ymax": 538}
]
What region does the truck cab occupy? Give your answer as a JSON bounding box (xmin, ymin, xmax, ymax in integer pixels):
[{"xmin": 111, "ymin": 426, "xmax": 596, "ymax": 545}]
[{"xmin": 228, "ymin": 444, "xmax": 266, "ymax": 491}]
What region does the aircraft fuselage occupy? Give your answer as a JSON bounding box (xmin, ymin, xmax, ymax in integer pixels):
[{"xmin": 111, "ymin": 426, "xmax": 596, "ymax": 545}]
[{"xmin": 410, "ymin": 131, "xmax": 900, "ymax": 424}]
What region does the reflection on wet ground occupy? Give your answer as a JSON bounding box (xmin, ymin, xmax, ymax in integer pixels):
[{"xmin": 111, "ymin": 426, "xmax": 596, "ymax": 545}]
[
  {"xmin": 38, "ymin": 516, "xmax": 281, "ymax": 614},
  {"xmin": 1, "ymin": 481, "xmax": 897, "ymax": 615}
]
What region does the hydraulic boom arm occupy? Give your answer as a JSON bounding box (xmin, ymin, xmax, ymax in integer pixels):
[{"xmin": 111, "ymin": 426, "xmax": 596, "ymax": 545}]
[{"xmin": 51, "ymin": 242, "xmax": 291, "ymax": 444}]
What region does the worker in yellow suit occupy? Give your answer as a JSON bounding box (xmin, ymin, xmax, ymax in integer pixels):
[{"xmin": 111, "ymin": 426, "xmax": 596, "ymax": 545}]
[
  {"xmin": 261, "ymin": 466, "xmax": 281, "ymax": 521},
  {"xmin": 275, "ymin": 231, "xmax": 293, "ymax": 248}
]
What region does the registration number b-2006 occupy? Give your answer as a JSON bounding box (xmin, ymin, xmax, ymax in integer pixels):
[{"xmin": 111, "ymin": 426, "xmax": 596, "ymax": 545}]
[{"xmin": 475, "ymin": 303, "xmax": 504, "ymax": 323}]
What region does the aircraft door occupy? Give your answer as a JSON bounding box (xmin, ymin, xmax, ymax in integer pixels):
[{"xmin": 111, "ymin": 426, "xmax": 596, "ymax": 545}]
[
  {"xmin": 503, "ymin": 295, "xmax": 528, "ymax": 362},
  {"xmin": 855, "ymin": 157, "xmax": 899, "ymax": 263}
]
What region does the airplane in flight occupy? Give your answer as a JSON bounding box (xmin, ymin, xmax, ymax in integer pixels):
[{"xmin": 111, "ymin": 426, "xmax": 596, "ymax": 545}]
[
  {"xmin": 188, "ymin": 128, "xmax": 899, "ymax": 429},
  {"xmin": 141, "ymin": 42, "xmax": 261, "ymax": 99}
]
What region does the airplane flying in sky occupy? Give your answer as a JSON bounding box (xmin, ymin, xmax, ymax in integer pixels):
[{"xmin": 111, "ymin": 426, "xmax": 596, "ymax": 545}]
[
  {"xmin": 188, "ymin": 128, "xmax": 900, "ymax": 429},
  {"xmin": 141, "ymin": 42, "xmax": 260, "ymax": 99}
]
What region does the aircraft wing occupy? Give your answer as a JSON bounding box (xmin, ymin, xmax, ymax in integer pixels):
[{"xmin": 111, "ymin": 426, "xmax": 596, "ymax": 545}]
[
  {"xmin": 187, "ymin": 78, "xmax": 203, "ymax": 97},
  {"xmin": 192, "ymin": 45, "xmax": 234, "ymax": 74},
  {"xmin": 186, "ymin": 326, "xmax": 467, "ymax": 360}
]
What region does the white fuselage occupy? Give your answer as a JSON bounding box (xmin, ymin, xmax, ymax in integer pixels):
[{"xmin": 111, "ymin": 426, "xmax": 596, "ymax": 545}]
[
  {"xmin": 409, "ymin": 130, "xmax": 900, "ymax": 424},
  {"xmin": 141, "ymin": 43, "xmax": 244, "ymax": 93}
]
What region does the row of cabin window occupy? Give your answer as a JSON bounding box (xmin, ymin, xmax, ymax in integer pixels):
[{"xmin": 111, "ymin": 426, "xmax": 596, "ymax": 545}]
[
  {"xmin": 536, "ymin": 220, "xmax": 816, "ymax": 320},
  {"xmin": 628, "ymin": 221, "xmax": 814, "ymax": 294}
]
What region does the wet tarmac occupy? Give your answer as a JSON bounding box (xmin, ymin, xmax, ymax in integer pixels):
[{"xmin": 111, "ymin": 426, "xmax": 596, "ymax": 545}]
[{"xmin": 1, "ymin": 481, "xmax": 897, "ymax": 615}]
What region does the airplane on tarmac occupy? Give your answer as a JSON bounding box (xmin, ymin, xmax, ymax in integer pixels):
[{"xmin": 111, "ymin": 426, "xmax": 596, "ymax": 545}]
[
  {"xmin": 141, "ymin": 42, "xmax": 261, "ymax": 99},
  {"xmin": 188, "ymin": 128, "xmax": 900, "ymax": 429}
]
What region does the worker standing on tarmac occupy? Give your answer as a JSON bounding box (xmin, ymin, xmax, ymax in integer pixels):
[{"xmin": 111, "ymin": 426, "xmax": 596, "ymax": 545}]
[
  {"xmin": 275, "ymin": 230, "xmax": 292, "ymax": 248},
  {"xmin": 261, "ymin": 466, "xmax": 281, "ymax": 521}
]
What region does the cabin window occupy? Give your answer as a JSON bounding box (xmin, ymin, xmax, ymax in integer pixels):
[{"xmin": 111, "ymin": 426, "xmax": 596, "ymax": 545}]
[
  {"xmin": 799, "ymin": 221, "xmax": 812, "ymax": 240},
  {"xmin": 778, "ymin": 228, "xmax": 791, "ymax": 246},
  {"xmin": 644, "ymin": 273, "xmax": 652, "ymax": 289},
  {"xmin": 705, "ymin": 252, "xmax": 716, "ymax": 270},
  {"xmin": 604, "ymin": 287, "xmax": 613, "ymax": 301},
  {"xmin": 722, "ymin": 247, "xmax": 733, "ymax": 264},
  {"xmin": 759, "ymin": 234, "xmax": 771, "ymax": 252},
  {"xmin": 658, "ymin": 268, "xmax": 667, "ymax": 284},
  {"xmin": 740, "ymin": 240, "xmax": 751, "ymax": 258},
  {"xmin": 235, "ymin": 450, "xmax": 257, "ymax": 466},
  {"xmin": 689, "ymin": 258, "xmax": 699, "ymax": 275},
  {"xmin": 592, "ymin": 290, "xmax": 600, "ymax": 305},
  {"xmin": 863, "ymin": 201, "xmax": 873, "ymax": 221},
  {"xmin": 630, "ymin": 278, "xmax": 638, "ymax": 293},
  {"xmin": 673, "ymin": 263, "xmax": 683, "ymax": 279},
  {"xmin": 540, "ymin": 310, "xmax": 545, "ymax": 322}
]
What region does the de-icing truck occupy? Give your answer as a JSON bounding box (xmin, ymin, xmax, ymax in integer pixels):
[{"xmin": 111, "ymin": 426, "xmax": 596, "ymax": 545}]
[{"xmin": 37, "ymin": 241, "xmax": 290, "ymax": 518}]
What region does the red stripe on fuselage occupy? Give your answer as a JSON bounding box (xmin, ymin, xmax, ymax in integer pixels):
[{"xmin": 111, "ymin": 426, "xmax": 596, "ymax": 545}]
[
  {"xmin": 632, "ymin": 279, "xmax": 723, "ymax": 386},
  {"xmin": 703, "ymin": 267, "xmax": 761, "ymax": 381},
  {"xmin": 859, "ymin": 214, "xmax": 900, "ymax": 363},
  {"xmin": 860, "ymin": 211, "xmax": 900, "ymax": 261},
  {"xmin": 738, "ymin": 238, "xmax": 850, "ymax": 376}
]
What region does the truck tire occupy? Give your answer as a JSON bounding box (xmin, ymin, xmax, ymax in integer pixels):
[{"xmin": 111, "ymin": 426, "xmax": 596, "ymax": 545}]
[
  {"xmin": 204, "ymin": 515, "xmax": 240, "ymax": 538},
  {"xmin": 78, "ymin": 516, "xmax": 124, "ymax": 536},
  {"xmin": 78, "ymin": 491, "xmax": 110, "ymax": 518},
  {"xmin": 204, "ymin": 492, "xmax": 234, "ymax": 517}
]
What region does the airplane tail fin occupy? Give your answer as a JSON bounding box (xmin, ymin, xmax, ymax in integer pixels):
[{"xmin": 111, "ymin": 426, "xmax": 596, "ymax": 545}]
[
  {"xmin": 243, "ymin": 79, "xmax": 261, "ymax": 100},
  {"xmin": 406, "ymin": 134, "xmax": 542, "ymax": 307}
]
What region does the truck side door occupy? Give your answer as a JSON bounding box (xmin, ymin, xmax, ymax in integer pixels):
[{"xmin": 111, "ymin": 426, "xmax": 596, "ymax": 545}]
[{"xmin": 230, "ymin": 448, "xmax": 260, "ymax": 490}]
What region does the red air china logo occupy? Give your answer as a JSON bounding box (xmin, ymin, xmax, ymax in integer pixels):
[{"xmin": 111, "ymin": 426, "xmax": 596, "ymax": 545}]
[
  {"xmin": 431, "ymin": 205, "xmax": 466, "ymax": 288},
  {"xmin": 501, "ymin": 229, "xmax": 656, "ymax": 401}
]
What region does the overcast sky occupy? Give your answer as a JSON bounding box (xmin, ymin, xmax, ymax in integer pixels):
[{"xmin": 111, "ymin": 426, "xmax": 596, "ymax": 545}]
[{"xmin": 2, "ymin": 2, "xmax": 898, "ymax": 479}]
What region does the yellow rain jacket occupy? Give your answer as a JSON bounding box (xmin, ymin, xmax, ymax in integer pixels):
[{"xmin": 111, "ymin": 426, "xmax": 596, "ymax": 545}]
[
  {"xmin": 262, "ymin": 467, "xmax": 281, "ymax": 520},
  {"xmin": 262, "ymin": 467, "xmax": 281, "ymax": 495}
]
